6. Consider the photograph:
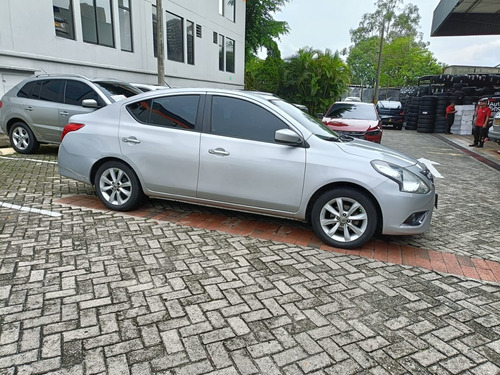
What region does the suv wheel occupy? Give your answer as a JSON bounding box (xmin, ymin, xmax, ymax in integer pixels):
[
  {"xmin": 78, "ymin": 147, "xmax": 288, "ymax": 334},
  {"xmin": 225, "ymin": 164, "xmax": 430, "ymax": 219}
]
[
  {"xmin": 311, "ymin": 188, "xmax": 377, "ymax": 249},
  {"xmin": 9, "ymin": 122, "xmax": 40, "ymax": 154}
]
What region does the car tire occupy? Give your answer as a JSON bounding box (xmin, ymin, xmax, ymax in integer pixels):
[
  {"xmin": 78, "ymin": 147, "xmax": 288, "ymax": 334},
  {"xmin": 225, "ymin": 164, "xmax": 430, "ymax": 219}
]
[
  {"xmin": 311, "ymin": 188, "xmax": 377, "ymax": 249},
  {"xmin": 9, "ymin": 122, "xmax": 40, "ymax": 154},
  {"xmin": 94, "ymin": 161, "xmax": 144, "ymax": 211}
]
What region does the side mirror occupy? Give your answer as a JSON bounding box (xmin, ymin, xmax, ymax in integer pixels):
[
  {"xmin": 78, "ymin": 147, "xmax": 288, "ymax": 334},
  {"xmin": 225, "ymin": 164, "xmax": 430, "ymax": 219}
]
[
  {"xmin": 275, "ymin": 129, "xmax": 303, "ymax": 146},
  {"xmin": 82, "ymin": 99, "xmax": 99, "ymax": 108},
  {"xmin": 316, "ymin": 113, "xmax": 324, "ymax": 119}
]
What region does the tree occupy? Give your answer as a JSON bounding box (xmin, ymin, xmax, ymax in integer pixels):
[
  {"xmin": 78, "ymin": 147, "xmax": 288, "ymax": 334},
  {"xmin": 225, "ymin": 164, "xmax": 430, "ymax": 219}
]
[
  {"xmin": 245, "ymin": 47, "xmax": 284, "ymax": 92},
  {"xmin": 245, "ymin": 0, "xmax": 290, "ymax": 61},
  {"xmin": 348, "ymin": 0, "xmax": 429, "ymax": 101},
  {"xmin": 346, "ymin": 0, "xmax": 443, "ymax": 98},
  {"xmin": 281, "ymin": 48, "xmax": 351, "ymax": 114}
]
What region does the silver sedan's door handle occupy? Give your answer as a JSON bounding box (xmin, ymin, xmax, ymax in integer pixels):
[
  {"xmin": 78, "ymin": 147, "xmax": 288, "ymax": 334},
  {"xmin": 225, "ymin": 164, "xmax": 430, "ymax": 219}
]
[
  {"xmin": 25, "ymin": 106, "xmax": 34, "ymax": 111},
  {"xmin": 122, "ymin": 136, "xmax": 141, "ymax": 144},
  {"xmin": 209, "ymin": 148, "xmax": 230, "ymax": 156},
  {"xmin": 60, "ymin": 111, "xmax": 70, "ymax": 116}
]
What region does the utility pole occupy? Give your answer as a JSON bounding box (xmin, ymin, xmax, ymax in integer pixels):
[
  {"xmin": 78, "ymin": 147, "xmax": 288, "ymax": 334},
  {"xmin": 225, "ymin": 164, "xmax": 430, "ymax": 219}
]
[
  {"xmin": 373, "ymin": 21, "xmax": 385, "ymax": 104},
  {"xmin": 156, "ymin": 0, "xmax": 165, "ymax": 85}
]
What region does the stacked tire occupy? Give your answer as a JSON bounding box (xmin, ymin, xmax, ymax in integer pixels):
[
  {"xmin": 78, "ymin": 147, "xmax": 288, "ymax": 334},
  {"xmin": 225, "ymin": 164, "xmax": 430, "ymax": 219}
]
[
  {"xmin": 417, "ymin": 95, "xmax": 436, "ymax": 133},
  {"xmin": 405, "ymin": 96, "xmax": 420, "ymax": 130},
  {"xmin": 434, "ymin": 94, "xmax": 448, "ymax": 133}
]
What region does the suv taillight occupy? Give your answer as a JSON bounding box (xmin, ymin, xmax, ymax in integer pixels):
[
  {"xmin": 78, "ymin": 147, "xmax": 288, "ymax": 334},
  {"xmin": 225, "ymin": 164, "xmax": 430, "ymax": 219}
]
[
  {"xmin": 61, "ymin": 123, "xmax": 85, "ymax": 141},
  {"xmin": 0, "ymin": 100, "xmax": 2, "ymax": 109}
]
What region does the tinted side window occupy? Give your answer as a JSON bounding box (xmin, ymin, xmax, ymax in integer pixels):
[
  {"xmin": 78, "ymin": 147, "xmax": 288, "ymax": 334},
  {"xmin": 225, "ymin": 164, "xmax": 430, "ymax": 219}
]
[
  {"xmin": 211, "ymin": 96, "xmax": 287, "ymax": 142},
  {"xmin": 17, "ymin": 81, "xmax": 37, "ymax": 98},
  {"xmin": 64, "ymin": 80, "xmax": 102, "ymax": 106},
  {"xmin": 127, "ymin": 99, "xmax": 152, "ymax": 124},
  {"xmin": 149, "ymin": 95, "xmax": 199, "ymax": 129},
  {"xmin": 39, "ymin": 80, "xmax": 64, "ymax": 102}
]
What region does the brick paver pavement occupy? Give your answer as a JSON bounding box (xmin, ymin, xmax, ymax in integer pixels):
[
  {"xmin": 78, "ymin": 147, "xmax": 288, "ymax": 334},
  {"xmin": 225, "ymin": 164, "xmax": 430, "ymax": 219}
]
[{"xmin": 0, "ymin": 130, "xmax": 499, "ymax": 374}]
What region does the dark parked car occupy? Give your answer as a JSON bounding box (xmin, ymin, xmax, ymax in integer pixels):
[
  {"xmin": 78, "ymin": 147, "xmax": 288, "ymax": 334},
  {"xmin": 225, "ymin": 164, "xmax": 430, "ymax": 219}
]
[
  {"xmin": 376, "ymin": 100, "xmax": 404, "ymax": 130},
  {"xmin": 0, "ymin": 74, "xmax": 142, "ymax": 154}
]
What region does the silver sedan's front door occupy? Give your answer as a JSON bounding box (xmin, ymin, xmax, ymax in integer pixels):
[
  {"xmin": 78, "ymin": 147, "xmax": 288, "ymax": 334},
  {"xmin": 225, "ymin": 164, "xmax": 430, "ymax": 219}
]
[{"xmin": 197, "ymin": 95, "xmax": 306, "ymax": 213}]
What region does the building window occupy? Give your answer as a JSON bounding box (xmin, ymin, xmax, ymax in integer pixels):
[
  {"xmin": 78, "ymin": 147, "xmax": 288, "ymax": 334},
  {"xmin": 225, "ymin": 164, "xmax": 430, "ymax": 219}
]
[
  {"xmin": 118, "ymin": 0, "xmax": 132, "ymax": 51},
  {"xmin": 225, "ymin": 0, "xmax": 235, "ymax": 22},
  {"xmin": 152, "ymin": 5, "xmax": 157, "ymax": 57},
  {"xmin": 187, "ymin": 21, "xmax": 194, "ymax": 65},
  {"xmin": 219, "ymin": 0, "xmax": 235, "ymax": 22},
  {"xmin": 218, "ymin": 35, "xmax": 224, "ymax": 71},
  {"xmin": 226, "ymin": 37, "xmax": 235, "ymax": 73},
  {"xmin": 53, "ymin": 0, "xmax": 75, "ymax": 40},
  {"xmin": 166, "ymin": 12, "xmax": 184, "ymax": 63},
  {"xmin": 80, "ymin": 0, "xmax": 114, "ymax": 47}
]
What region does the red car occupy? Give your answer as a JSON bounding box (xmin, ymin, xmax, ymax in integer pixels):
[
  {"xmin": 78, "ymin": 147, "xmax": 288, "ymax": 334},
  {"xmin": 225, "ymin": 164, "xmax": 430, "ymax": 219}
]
[{"xmin": 322, "ymin": 101, "xmax": 383, "ymax": 143}]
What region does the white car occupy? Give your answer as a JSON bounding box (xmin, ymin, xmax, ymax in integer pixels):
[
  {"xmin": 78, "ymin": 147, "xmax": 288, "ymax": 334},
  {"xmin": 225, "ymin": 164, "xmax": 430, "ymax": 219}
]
[
  {"xmin": 489, "ymin": 111, "xmax": 500, "ymax": 143},
  {"xmin": 58, "ymin": 88, "xmax": 437, "ymax": 249}
]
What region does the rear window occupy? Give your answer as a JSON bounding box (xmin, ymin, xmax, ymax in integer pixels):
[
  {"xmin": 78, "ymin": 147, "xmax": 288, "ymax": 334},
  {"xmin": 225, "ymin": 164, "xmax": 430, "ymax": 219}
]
[
  {"xmin": 377, "ymin": 101, "xmax": 402, "ymax": 109},
  {"xmin": 93, "ymin": 81, "xmax": 141, "ymax": 102},
  {"xmin": 326, "ymin": 103, "xmax": 377, "ymax": 120}
]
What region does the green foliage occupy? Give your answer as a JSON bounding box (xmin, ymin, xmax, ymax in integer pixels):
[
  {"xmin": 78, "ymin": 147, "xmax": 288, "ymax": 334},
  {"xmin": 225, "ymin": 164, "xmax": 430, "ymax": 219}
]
[
  {"xmin": 347, "ymin": 0, "xmax": 443, "ymax": 92},
  {"xmin": 245, "ymin": 0, "xmax": 290, "ymax": 61},
  {"xmin": 280, "ymin": 48, "xmax": 351, "ymax": 115},
  {"xmin": 245, "ymin": 49, "xmax": 284, "ymax": 93}
]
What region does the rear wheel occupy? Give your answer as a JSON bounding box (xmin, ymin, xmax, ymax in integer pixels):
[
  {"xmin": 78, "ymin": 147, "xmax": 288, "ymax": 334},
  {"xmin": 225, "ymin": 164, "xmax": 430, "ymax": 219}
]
[
  {"xmin": 311, "ymin": 188, "xmax": 377, "ymax": 249},
  {"xmin": 9, "ymin": 122, "xmax": 40, "ymax": 154},
  {"xmin": 94, "ymin": 161, "xmax": 144, "ymax": 211}
]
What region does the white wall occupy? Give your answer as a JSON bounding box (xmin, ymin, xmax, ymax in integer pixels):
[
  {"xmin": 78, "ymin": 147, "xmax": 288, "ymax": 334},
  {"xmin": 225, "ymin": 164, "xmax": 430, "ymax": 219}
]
[{"xmin": 0, "ymin": 0, "xmax": 246, "ymax": 95}]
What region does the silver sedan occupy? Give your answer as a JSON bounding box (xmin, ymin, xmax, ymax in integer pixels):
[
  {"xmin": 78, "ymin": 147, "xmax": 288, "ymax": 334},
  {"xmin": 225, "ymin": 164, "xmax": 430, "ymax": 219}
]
[{"xmin": 58, "ymin": 88, "xmax": 437, "ymax": 249}]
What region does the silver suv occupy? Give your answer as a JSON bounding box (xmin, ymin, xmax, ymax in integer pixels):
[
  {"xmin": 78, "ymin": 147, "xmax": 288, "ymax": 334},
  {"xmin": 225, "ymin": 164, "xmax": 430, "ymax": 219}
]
[{"xmin": 0, "ymin": 75, "xmax": 141, "ymax": 153}]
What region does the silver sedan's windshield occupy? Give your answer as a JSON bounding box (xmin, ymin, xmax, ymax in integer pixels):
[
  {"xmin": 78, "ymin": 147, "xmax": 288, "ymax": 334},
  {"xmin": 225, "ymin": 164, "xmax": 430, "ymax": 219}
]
[{"xmin": 269, "ymin": 99, "xmax": 339, "ymax": 141}]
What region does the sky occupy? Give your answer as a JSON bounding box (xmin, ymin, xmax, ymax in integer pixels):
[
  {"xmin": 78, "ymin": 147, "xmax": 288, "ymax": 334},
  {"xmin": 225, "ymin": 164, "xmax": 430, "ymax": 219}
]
[{"xmin": 269, "ymin": 0, "xmax": 500, "ymax": 68}]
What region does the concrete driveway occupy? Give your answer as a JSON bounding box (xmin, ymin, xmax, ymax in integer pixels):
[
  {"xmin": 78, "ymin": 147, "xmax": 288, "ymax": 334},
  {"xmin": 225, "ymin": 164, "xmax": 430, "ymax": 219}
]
[{"xmin": 0, "ymin": 130, "xmax": 499, "ymax": 374}]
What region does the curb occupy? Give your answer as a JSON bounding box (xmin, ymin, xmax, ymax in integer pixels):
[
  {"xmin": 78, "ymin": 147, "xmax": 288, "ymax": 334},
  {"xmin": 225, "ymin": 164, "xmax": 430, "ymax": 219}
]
[{"xmin": 0, "ymin": 148, "xmax": 15, "ymax": 155}]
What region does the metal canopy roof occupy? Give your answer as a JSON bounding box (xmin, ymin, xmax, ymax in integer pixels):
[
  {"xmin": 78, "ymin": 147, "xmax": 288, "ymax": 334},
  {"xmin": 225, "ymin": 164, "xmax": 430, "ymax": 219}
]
[{"xmin": 431, "ymin": 0, "xmax": 500, "ymax": 36}]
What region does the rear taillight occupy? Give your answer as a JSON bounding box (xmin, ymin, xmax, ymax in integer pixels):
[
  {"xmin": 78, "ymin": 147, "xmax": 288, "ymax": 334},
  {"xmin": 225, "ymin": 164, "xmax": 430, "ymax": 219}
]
[
  {"xmin": 61, "ymin": 123, "xmax": 85, "ymax": 141},
  {"xmin": 0, "ymin": 100, "xmax": 3, "ymax": 109}
]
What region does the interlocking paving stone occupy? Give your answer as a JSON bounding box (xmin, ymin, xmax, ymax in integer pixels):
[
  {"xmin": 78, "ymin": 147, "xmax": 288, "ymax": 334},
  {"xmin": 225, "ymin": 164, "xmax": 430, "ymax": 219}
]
[{"xmin": 0, "ymin": 133, "xmax": 500, "ymax": 374}]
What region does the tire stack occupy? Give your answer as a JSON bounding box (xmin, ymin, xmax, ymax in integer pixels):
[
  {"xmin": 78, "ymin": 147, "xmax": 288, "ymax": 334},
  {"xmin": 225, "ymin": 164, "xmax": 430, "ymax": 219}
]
[
  {"xmin": 405, "ymin": 96, "xmax": 420, "ymax": 130},
  {"xmin": 433, "ymin": 94, "xmax": 448, "ymax": 133},
  {"xmin": 417, "ymin": 95, "xmax": 436, "ymax": 133}
]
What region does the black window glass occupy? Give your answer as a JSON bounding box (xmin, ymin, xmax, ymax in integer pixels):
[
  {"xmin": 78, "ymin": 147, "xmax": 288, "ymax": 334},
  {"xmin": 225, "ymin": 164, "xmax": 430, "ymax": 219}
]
[
  {"xmin": 325, "ymin": 103, "xmax": 377, "ymax": 120},
  {"xmin": 80, "ymin": 0, "xmax": 114, "ymax": 47},
  {"xmin": 53, "ymin": 0, "xmax": 75, "ymax": 40},
  {"xmin": 17, "ymin": 81, "xmax": 37, "ymax": 98},
  {"xmin": 211, "ymin": 96, "xmax": 287, "ymax": 142},
  {"xmin": 166, "ymin": 12, "xmax": 184, "ymax": 63},
  {"xmin": 127, "ymin": 99, "xmax": 152, "ymax": 123},
  {"xmin": 149, "ymin": 95, "xmax": 199, "ymax": 129},
  {"xmin": 93, "ymin": 81, "xmax": 140, "ymax": 102},
  {"xmin": 64, "ymin": 80, "xmax": 101, "ymax": 106},
  {"xmin": 39, "ymin": 80, "xmax": 64, "ymax": 102},
  {"xmin": 30, "ymin": 81, "xmax": 43, "ymax": 100}
]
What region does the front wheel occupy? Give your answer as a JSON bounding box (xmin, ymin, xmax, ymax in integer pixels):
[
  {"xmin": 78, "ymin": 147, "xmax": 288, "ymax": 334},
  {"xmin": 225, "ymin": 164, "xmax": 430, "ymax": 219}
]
[
  {"xmin": 311, "ymin": 188, "xmax": 377, "ymax": 249},
  {"xmin": 94, "ymin": 161, "xmax": 144, "ymax": 211},
  {"xmin": 9, "ymin": 122, "xmax": 40, "ymax": 154}
]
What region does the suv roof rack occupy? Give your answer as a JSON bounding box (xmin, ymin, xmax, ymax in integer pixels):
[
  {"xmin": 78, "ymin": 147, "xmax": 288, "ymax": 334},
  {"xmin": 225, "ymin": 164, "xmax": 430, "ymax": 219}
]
[{"xmin": 34, "ymin": 73, "xmax": 89, "ymax": 79}]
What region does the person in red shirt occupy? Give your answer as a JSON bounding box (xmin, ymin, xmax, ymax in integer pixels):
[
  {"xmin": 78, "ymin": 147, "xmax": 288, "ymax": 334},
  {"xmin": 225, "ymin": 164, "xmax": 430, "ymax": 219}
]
[
  {"xmin": 445, "ymin": 102, "xmax": 457, "ymax": 134},
  {"xmin": 470, "ymin": 99, "xmax": 491, "ymax": 148}
]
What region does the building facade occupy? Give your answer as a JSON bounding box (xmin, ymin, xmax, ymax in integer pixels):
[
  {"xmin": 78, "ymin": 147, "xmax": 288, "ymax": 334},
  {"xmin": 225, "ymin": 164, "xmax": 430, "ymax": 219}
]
[{"xmin": 0, "ymin": 0, "xmax": 246, "ymax": 97}]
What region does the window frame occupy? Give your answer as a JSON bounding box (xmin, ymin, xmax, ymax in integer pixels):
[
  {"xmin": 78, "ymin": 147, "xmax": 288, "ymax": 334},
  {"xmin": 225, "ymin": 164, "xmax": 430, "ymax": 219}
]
[
  {"xmin": 165, "ymin": 11, "xmax": 184, "ymax": 63},
  {"xmin": 225, "ymin": 37, "xmax": 235, "ymax": 73},
  {"xmin": 53, "ymin": 0, "xmax": 76, "ymax": 40},
  {"xmin": 80, "ymin": 0, "xmax": 115, "ymax": 48},
  {"xmin": 187, "ymin": 20, "xmax": 195, "ymax": 65},
  {"xmin": 118, "ymin": 0, "xmax": 133, "ymax": 52}
]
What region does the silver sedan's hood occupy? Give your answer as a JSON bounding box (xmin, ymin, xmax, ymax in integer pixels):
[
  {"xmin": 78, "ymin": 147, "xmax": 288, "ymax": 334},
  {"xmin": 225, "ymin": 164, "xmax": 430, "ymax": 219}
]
[{"xmin": 336, "ymin": 139, "xmax": 418, "ymax": 167}]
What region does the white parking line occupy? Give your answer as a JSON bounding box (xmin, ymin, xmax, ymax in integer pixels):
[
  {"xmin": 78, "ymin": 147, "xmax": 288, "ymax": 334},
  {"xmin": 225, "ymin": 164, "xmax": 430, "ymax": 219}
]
[
  {"xmin": 0, "ymin": 201, "xmax": 62, "ymax": 217},
  {"xmin": 0, "ymin": 156, "xmax": 57, "ymax": 165}
]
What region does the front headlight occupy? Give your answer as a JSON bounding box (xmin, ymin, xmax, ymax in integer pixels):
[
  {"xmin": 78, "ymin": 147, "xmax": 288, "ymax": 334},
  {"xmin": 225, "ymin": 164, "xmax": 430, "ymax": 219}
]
[{"xmin": 371, "ymin": 160, "xmax": 430, "ymax": 194}]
